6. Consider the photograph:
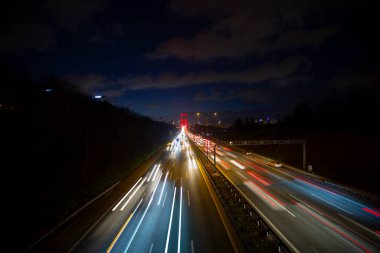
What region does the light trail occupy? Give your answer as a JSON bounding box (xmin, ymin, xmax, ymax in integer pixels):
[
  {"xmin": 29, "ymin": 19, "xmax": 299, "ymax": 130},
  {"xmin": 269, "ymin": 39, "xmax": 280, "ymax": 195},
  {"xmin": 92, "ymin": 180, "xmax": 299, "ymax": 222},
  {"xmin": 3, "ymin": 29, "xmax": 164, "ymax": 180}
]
[
  {"xmin": 112, "ymin": 177, "xmax": 142, "ymax": 211},
  {"xmin": 124, "ymin": 171, "xmax": 162, "ymax": 252},
  {"xmin": 311, "ymin": 193, "xmax": 353, "ymax": 215},
  {"xmin": 247, "ymin": 170, "xmax": 270, "ymax": 186},
  {"xmin": 297, "ymin": 203, "xmax": 370, "ymax": 253},
  {"xmin": 120, "ymin": 177, "xmax": 147, "ymax": 211},
  {"xmin": 158, "ymin": 171, "xmax": 169, "ymax": 205},
  {"xmin": 230, "ymin": 159, "xmax": 246, "ymax": 169},
  {"xmin": 165, "ymin": 187, "xmax": 177, "ymax": 253},
  {"xmin": 152, "ymin": 163, "xmax": 161, "ymax": 182},
  {"xmin": 147, "ymin": 164, "xmax": 157, "ymax": 182}
]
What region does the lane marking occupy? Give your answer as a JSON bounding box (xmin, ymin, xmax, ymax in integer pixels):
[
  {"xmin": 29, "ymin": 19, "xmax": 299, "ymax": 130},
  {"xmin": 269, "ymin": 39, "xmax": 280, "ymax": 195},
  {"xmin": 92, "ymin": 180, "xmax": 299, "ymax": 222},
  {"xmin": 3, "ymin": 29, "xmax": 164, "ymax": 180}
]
[
  {"xmin": 149, "ymin": 243, "xmax": 154, "ymax": 253},
  {"xmin": 106, "ymin": 198, "xmax": 143, "ymax": 253},
  {"xmin": 191, "ymin": 240, "xmax": 195, "ymax": 253},
  {"xmin": 178, "ymin": 187, "xmax": 183, "ymax": 253},
  {"xmin": 165, "ymin": 187, "xmax": 177, "ymax": 253},
  {"xmin": 187, "ymin": 190, "xmax": 190, "ymax": 207},
  {"xmin": 310, "ymin": 245, "xmax": 319, "ymax": 253},
  {"xmin": 282, "ymin": 206, "xmax": 296, "ymax": 218},
  {"xmin": 289, "ymin": 194, "xmax": 324, "ymax": 217},
  {"xmin": 162, "ymin": 191, "xmax": 168, "ymax": 207},
  {"xmin": 124, "ymin": 172, "xmax": 162, "ymax": 252},
  {"xmin": 112, "ymin": 178, "xmax": 142, "ymax": 211}
]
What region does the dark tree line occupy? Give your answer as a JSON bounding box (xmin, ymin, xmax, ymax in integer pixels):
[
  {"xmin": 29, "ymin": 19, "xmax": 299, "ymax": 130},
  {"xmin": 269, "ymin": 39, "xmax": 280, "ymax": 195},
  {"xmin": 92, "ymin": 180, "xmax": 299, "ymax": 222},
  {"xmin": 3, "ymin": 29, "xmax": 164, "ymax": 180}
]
[
  {"xmin": 1, "ymin": 64, "xmax": 174, "ymax": 249},
  {"xmin": 230, "ymin": 84, "xmax": 380, "ymax": 139}
]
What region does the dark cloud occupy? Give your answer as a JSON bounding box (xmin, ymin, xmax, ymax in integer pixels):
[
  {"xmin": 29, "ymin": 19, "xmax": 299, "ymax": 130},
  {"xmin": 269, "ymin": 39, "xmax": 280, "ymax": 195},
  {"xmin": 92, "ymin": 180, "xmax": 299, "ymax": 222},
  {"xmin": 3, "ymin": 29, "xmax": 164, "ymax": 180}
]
[
  {"xmin": 1, "ymin": 0, "xmax": 107, "ymax": 53},
  {"xmin": 46, "ymin": 0, "xmax": 107, "ymax": 32},
  {"xmin": 0, "ymin": 23, "xmax": 57, "ymax": 53},
  {"xmin": 194, "ymin": 90, "xmax": 223, "ymax": 101},
  {"xmin": 89, "ymin": 23, "xmax": 125, "ymax": 44},
  {"xmin": 120, "ymin": 55, "xmax": 309, "ymax": 90},
  {"xmin": 147, "ymin": 0, "xmax": 344, "ymax": 61}
]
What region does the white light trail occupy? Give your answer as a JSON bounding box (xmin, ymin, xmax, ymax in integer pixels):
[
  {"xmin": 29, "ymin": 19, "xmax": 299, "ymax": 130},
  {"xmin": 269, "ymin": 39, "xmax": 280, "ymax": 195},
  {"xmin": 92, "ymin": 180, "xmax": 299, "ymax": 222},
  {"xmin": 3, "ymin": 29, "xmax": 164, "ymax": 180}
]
[
  {"xmin": 188, "ymin": 157, "xmax": 193, "ymax": 169},
  {"xmin": 158, "ymin": 171, "xmax": 169, "ymax": 205},
  {"xmin": 120, "ymin": 177, "xmax": 147, "ymax": 211},
  {"xmin": 191, "ymin": 157, "xmax": 197, "ymax": 169},
  {"xmin": 230, "ymin": 159, "xmax": 246, "ymax": 169},
  {"xmin": 147, "ymin": 164, "xmax": 157, "ymax": 182},
  {"xmin": 124, "ymin": 171, "xmax": 162, "ymax": 252},
  {"xmin": 152, "ymin": 163, "xmax": 161, "ymax": 182},
  {"xmin": 112, "ymin": 177, "xmax": 142, "ymax": 211},
  {"xmin": 165, "ymin": 187, "xmax": 177, "ymax": 253}
]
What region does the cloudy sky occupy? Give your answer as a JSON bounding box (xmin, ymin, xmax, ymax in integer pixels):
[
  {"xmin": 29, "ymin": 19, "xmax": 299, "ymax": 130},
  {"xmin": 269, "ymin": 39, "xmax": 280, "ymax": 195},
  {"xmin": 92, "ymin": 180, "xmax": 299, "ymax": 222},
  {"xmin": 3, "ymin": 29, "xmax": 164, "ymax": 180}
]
[{"xmin": 1, "ymin": 0, "xmax": 378, "ymax": 120}]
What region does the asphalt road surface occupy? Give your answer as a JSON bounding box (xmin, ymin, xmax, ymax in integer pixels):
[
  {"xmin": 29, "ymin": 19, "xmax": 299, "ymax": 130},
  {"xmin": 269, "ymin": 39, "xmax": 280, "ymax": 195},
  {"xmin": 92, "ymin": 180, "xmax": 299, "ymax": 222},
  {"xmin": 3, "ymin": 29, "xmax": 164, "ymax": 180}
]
[
  {"xmin": 189, "ymin": 132, "xmax": 380, "ymax": 253},
  {"xmin": 72, "ymin": 131, "xmax": 234, "ymax": 253}
]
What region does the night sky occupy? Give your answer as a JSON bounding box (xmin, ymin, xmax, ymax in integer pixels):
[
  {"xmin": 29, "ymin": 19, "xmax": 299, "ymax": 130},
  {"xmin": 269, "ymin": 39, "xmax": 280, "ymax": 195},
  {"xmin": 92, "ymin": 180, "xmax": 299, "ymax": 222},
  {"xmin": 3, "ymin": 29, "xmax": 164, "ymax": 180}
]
[{"xmin": 1, "ymin": 0, "xmax": 378, "ymax": 120}]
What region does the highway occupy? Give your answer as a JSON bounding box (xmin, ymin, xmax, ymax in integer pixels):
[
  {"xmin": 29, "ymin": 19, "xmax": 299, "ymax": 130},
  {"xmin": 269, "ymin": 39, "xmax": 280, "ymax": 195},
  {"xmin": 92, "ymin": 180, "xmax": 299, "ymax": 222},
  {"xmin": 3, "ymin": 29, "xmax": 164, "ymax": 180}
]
[
  {"xmin": 188, "ymin": 132, "xmax": 380, "ymax": 252},
  {"xmin": 72, "ymin": 130, "xmax": 234, "ymax": 253}
]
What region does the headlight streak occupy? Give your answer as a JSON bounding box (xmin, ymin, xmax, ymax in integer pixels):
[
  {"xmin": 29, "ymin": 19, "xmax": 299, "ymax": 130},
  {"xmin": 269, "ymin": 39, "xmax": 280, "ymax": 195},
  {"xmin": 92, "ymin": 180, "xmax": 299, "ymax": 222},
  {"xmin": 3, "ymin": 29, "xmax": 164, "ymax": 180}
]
[
  {"xmin": 188, "ymin": 157, "xmax": 193, "ymax": 170},
  {"xmin": 230, "ymin": 159, "xmax": 246, "ymax": 169},
  {"xmin": 233, "ymin": 170, "xmax": 247, "ymax": 180},
  {"xmin": 152, "ymin": 163, "xmax": 161, "ymax": 182},
  {"xmin": 107, "ymin": 198, "xmax": 144, "ymax": 253},
  {"xmin": 191, "ymin": 157, "xmax": 197, "ymax": 169},
  {"xmin": 120, "ymin": 177, "xmax": 147, "ymax": 211},
  {"xmin": 112, "ymin": 177, "xmax": 142, "ymax": 211},
  {"xmin": 158, "ymin": 171, "xmax": 169, "ymax": 205},
  {"xmin": 165, "ymin": 187, "xmax": 177, "ymax": 253},
  {"xmin": 124, "ymin": 171, "xmax": 162, "ymax": 253},
  {"xmin": 244, "ymin": 180, "xmax": 279, "ymax": 209},
  {"xmin": 147, "ymin": 164, "xmax": 157, "ymax": 182}
]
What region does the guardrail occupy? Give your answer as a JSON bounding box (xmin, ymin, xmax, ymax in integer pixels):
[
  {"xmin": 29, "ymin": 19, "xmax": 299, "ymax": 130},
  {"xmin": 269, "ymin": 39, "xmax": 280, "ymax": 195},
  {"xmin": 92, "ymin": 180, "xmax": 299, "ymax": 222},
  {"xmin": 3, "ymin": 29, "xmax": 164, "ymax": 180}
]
[{"xmin": 188, "ymin": 136, "xmax": 293, "ymax": 253}]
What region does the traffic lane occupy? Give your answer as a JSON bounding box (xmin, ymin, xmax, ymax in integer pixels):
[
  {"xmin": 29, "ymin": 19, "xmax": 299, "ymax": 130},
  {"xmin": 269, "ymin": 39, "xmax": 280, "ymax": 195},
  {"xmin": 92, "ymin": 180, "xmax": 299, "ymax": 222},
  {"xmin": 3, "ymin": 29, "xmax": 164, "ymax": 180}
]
[
  {"xmin": 77, "ymin": 134, "xmax": 234, "ymax": 253},
  {"xmin": 115, "ymin": 178, "xmax": 175, "ymax": 253},
  {"xmin": 72, "ymin": 155, "xmax": 169, "ymax": 252},
  {"xmin": 220, "ymin": 165, "xmax": 376, "ymax": 252},
  {"xmin": 219, "ymin": 150, "xmax": 380, "ymax": 230},
  {"xmin": 237, "ymin": 153, "xmax": 380, "ymax": 241},
  {"xmin": 193, "ymin": 138, "xmax": 380, "ymax": 251},
  {"xmin": 179, "ymin": 151, "xmax": 235, "ymax": 253}
]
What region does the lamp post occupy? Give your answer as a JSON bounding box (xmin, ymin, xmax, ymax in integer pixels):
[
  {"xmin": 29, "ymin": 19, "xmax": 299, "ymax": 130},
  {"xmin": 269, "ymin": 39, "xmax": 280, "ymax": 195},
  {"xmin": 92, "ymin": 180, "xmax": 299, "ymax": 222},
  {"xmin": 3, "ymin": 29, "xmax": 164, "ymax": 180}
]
[{"xmin": 196, "ymin": 112, "xmax": 218, "ymax": 171}]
